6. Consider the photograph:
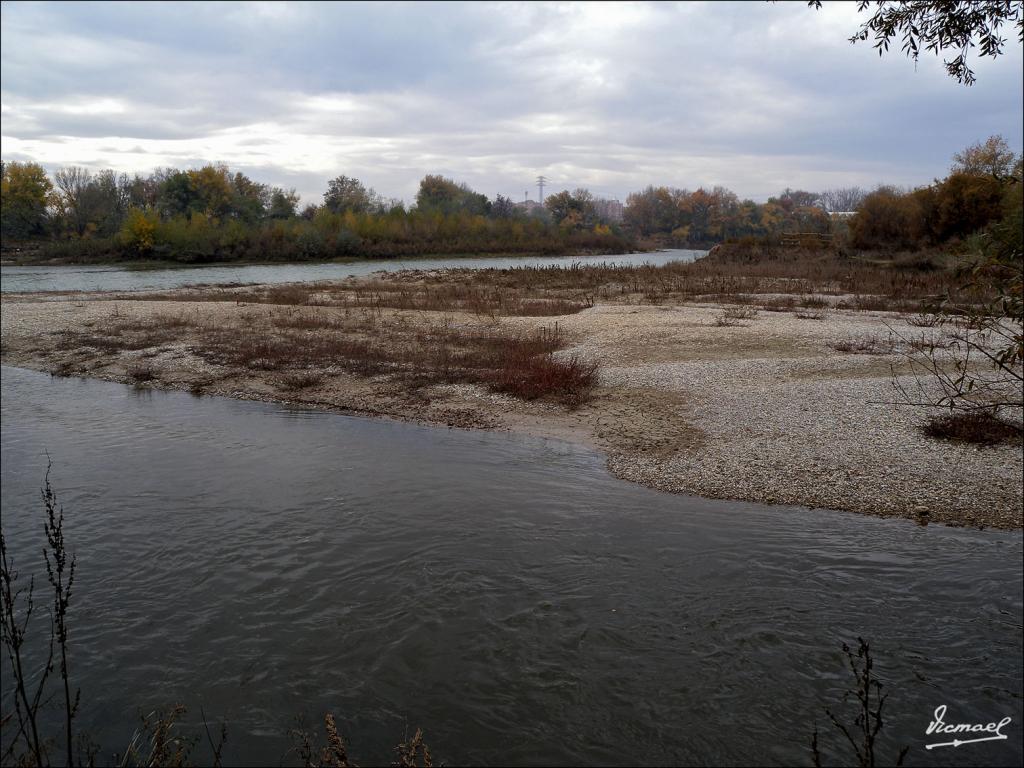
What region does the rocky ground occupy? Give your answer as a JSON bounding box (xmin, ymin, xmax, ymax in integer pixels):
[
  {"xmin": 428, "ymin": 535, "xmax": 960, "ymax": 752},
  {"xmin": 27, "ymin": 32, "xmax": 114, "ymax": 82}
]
[{"xmin": 2, "ymin": 285, "xmax": 1021, "ymax": 529}]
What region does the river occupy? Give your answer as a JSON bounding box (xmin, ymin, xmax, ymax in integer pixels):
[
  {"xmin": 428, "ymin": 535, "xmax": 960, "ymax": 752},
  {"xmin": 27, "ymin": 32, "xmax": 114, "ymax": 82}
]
[
  {"xmin": 0, "ymin": 249, "xmax": 704, "ymax": 293},
  {"xmin": 0, "ymin": 365, "xmax": 1020, "ymax": 766}
]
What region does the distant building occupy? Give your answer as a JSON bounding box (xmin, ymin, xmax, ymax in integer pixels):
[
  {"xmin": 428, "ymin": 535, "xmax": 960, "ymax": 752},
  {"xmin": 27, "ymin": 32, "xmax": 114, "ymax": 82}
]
[{"xmin": 593, "ymin": 198, "xmax": 624, "ymax": 223}]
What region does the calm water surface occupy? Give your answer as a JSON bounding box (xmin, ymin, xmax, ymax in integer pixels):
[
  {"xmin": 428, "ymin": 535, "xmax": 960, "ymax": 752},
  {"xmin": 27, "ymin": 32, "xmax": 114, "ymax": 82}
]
[
  {"xmin": 0, "ymin": 365, "xmax": 1021, "ymax": 766},
  {"xmin": 0, "ymin": 249, "xmax": 704, "ymax": 293}
]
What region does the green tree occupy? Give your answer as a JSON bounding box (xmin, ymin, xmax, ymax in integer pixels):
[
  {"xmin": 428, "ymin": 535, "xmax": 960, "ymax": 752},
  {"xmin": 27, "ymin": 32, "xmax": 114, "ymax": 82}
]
[
  {"xmin": 324, "ymin": 175, "xmax": 373, "ymax": 214},
  {"xmin": 268, "ymin": 188, "xmax": 300, "ymax": 219},
  {"xmin": 416, "ymin": 175, "xmax": 491, "ymax": 216},
  {"xmin": 157, "ymin": 171, "xmax": 201, "ymax": 219},
  {"xmin": 87, "ymin": 170, "xmax": 131, "ymax": 237},
  {"xmin": 231, "ymin": 171, "xmax": 270, "ymax": 222},
  {"xmin": 545, "ymin": 188, "xmax": 596, "ymax": 229},
  {"xmin": 187, "ymin": 165, "xmax": 234, "ymax": 219},
  {"xmin": 1, "ymin": 161, "xmax": 52, "ymax": 240},
  {"xmin": 491, "ymin": 194, "xmax": 516, "ymax": 219}
]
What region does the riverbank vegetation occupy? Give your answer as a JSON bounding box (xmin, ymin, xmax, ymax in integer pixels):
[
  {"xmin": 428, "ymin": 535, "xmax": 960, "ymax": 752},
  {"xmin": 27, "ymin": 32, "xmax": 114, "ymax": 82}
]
[
  {"xmin": 625, "ymin": 135, "xmax": 1021, "ymax": 250},
  {"xmin": 0, "ymin": 165, "xmax": 632, "ymax": 264},
  {"xmin": 4, "ymin": 135, "xmax": 1018, "ymax": 263}
]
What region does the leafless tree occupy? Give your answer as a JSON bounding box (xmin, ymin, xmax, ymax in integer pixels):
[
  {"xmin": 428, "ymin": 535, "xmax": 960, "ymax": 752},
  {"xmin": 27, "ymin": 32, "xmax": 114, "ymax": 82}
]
[{"xmin": 818, "ymin": 186, "xmax": 866, "ymax": 212}]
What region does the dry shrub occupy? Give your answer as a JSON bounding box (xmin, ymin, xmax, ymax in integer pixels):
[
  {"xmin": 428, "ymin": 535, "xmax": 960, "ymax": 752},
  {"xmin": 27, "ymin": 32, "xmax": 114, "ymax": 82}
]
[
  {"xmin": 191, "ymin": 316, "xmax": 598, "ymax": 408},
  {"xmin": 906, "ymin": 312, "xmax": 943, "ymax": 327},
  {"xmin": 289, "ymin": 714, "xmax": 433, "ymax": 768},
  {"xmin": 270, "ymin": 311, "xmax": 349, "ymax": 331},
  {"xmin": 713, "ymin": 306, "xmax": 758, "ymax": 326},
  {"xmin": 906, "ymin": 332, "xmax": 949, "ymax": 354},
  {"xmin": 794, "ymin": 308, "xmax": 828, "ymax": 320},
  {"xmin": 759, "ymin": 296, "xmax": 797, "ymax": 312},
  {"xmin": 117, "ymin": 705, "xmax": 198, "ymax": 767},
  {"xmin": 922, "ymin": 411, "xmax": 1023, "ymax": 446},
  {"xmin": 126, "ymin": 363, "xmax": 157, "ymax": 383},
  {"xmin": 798, "ymin": 295, "xmax": 829, "ymax": 309},
  {"xmin": 62, "ymin": 315, "xmax": 196, "ymax": 354},
  {"xmin": 395, "ymin": 728, "xmax": 433, "ymax": 768},
  {"xmin": 249, "ymin": 284, "xmax": 316, "ymax": 306},
  {"xmin": 280, "ymin": 371, "xmax": 324, "ymax": 390},
  {"xmin": 489, "ymin": 350, "xmax": 598, "ymax": 408},
  {"xmin": 829, "ymin": 335, "xmax": 894, "ymax": 354},
  {"xmin": 143, "ymin": 280, "xmax": 590, "ymax": 318}
]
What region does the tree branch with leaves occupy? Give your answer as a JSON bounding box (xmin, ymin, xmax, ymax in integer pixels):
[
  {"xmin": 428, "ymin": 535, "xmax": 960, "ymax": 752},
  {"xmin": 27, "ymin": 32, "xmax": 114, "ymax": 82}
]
[{"xmin": 810, "ymin": 0, "xmax": 1024, "ymax": 84}]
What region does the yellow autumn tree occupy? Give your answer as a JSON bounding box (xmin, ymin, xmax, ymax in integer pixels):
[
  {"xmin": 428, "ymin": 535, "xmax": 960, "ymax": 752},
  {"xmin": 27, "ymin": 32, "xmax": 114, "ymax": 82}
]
[{"xmin": 119, "ymin": 208, "xmax": 158, "ymax": 254}]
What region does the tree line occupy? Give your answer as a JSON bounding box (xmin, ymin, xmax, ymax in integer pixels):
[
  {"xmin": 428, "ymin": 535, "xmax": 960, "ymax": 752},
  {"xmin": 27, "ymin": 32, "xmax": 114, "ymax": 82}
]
[
  {"xmin": 1, "ymin": 135, "xmax": 1019, "ymax": 261},
  {"xmin": 620, "ymin": 135, "xmax": 1021, "ymax": 253},
  {"xmin": 848, "ymin": 136, "xmax": 1021, "ymax": 251},
  {"xmin": 0, "ymin": 165, "xmax": 630, "ymax": 263}
]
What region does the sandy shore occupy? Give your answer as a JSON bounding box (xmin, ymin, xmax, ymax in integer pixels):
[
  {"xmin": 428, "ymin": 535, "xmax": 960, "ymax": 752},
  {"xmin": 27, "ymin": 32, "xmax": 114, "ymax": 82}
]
[{"xmin": 2, "ymin": 286, "xmax": 1021, "ymax": 529}]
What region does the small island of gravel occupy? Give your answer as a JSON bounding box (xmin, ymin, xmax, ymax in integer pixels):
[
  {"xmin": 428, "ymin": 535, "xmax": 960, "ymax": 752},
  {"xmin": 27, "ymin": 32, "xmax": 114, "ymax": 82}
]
[{"xmin": 3, "ymin": 246, "xmax": 1021, "ymax": 529}]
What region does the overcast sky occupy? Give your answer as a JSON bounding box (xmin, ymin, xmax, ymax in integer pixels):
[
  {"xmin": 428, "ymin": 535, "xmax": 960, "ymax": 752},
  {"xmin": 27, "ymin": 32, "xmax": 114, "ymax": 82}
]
[{"xmin": 2, "ymin": 1, "xmax": 1021, "ymax": 206}]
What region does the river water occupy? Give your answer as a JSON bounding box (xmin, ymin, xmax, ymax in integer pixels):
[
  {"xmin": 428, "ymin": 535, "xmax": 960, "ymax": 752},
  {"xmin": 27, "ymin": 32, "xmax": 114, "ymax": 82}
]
[
  {"xmin": 0, "ymin": 365, "xmax": 1021, "ymax": 766},
  {"xmin": 0, "ymin": 249, "xmax": 704, "ymax": 294}
]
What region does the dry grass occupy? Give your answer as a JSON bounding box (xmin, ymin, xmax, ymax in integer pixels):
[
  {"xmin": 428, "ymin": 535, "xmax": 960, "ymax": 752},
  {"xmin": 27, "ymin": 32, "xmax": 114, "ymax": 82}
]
[
  {"xmin": 829, "ymin": 335, "xmax": 895, "ymax": 355},
  {"xmin": 135, "ymin": 280, "xmax": 591, "ymax": 318},
  {"xmin": 289, "ymin": 713, "xmax": 433, "ymax": 768},
  {"xmin": 59, "ymin": 314, "xmax": 198, "ymax": 353},
  {"xmin": 116, "ymin": 245, "xmax": 984, "ymax": 317},
  {"xmin": 52, "ymin": 308, "xmax": 598, "ymax": 408}
]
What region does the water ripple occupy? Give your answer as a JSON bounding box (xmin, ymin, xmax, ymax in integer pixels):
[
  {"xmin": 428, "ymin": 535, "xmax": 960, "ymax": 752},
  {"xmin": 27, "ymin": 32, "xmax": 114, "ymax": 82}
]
[{"xmin": 1, "ymin": 365, "xmax": 1020, "ymax": 767}]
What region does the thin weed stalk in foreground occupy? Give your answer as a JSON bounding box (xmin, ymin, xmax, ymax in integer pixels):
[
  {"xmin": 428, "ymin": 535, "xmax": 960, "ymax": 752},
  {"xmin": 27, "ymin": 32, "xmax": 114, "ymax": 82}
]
[
  {"xmin": 42, "ymin": 460, "xmax": 80, "ymax": 768},
  {"xmin": 811, "ymin": 637, "xmax": 908, "ymax": 768},
  {"xmin": 0, "ymin": 523, "xmax": 50, "ymax": 767}
]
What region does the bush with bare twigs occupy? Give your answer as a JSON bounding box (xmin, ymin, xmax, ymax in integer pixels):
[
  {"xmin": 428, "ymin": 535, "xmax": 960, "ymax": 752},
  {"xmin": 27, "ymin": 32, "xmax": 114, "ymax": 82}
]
[
  {"xmin": 829, "ymin": 335, "xmax": 895, "ymax": 355},
  {"xmin": 922, "ymin": 411, "xmax": 1023, "ymax": 446},
  {"xmin": 712, "ymin": 306, "xmax": 758, "ymax": 327},
  {"xmin": 886, "ymin": 166, "xmax": 1022, "ymax": 424}
]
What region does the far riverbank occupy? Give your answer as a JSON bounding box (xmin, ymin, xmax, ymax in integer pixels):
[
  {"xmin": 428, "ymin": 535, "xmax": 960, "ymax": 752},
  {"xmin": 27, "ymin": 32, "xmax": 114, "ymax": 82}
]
[{"xmin": 0, "ymin": 248, "xmax": 703, "ymax": 293}]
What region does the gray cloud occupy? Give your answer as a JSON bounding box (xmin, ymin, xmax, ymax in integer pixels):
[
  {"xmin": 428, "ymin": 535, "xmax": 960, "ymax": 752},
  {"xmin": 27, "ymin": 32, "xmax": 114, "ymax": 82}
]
[{"xmin": 2, "ymin": 0, "xmax": 1021, "ymax": 206}]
